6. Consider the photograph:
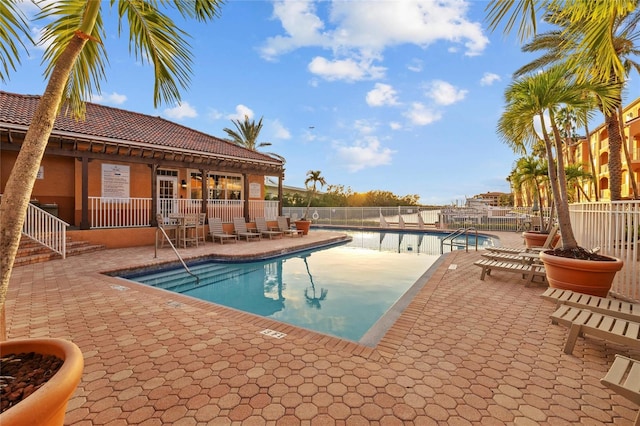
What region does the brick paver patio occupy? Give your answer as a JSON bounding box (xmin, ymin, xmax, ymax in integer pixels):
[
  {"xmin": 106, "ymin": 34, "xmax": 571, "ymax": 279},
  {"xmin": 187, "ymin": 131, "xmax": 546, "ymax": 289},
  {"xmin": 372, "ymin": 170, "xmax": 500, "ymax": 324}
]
[{"xmin": 5, "ymin": 230, "xmax": 639, "ymax": 425}]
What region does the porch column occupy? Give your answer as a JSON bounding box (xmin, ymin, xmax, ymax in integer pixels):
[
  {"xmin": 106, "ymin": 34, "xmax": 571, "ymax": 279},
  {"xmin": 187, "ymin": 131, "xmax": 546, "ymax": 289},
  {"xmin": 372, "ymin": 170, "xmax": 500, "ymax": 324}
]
[
  {"xmin": 244, "ymin": 173, "xmax": 250, "ymax": 221},
  {"xmin": 150, "ymin": 164, "xmax": 158, "ymax": 226},
  {"xmin": 201, "ymin": 168, "xmax": 208, "ymax": 219},
  {"xmin": 278, "ymin": 174, "xmax": 284, "ymax": 216},
  {"xmin": 79, "ymin": 155, "xmax": 90, "ymax": 230}
]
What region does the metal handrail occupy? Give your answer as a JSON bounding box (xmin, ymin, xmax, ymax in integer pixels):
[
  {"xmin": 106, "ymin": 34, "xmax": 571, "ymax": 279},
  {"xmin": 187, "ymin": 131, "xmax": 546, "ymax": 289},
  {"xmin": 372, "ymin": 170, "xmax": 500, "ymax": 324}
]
[
  {"xmin": 440, "ymin": 227, "xmax": 478, "ymax": 254},
  {"xmin": 154, "ymin": 226, "xmax": 200, "ymax": 285}
]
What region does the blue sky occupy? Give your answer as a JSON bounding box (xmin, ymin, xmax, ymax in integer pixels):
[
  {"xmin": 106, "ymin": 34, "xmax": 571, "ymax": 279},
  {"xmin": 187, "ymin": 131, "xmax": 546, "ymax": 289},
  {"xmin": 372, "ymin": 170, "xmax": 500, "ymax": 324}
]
[{"xmin": 4, "ymin": 1, "xmax": 639, "ymax": 205}]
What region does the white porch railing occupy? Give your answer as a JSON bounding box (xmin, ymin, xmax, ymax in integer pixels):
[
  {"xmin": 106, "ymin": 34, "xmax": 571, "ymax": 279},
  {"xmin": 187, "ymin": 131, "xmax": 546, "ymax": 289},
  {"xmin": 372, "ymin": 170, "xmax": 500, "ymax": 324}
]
[
  {"xmin": 0, "ymin": 195, "xmax": 68, "ymax": 258},
  {"xmin": 88, "ymin": 197, "xmax": 281, "ymax": 228},
  {"xmin": 570, "ymin": 201, "xmax": 640, "ymax": 301}
]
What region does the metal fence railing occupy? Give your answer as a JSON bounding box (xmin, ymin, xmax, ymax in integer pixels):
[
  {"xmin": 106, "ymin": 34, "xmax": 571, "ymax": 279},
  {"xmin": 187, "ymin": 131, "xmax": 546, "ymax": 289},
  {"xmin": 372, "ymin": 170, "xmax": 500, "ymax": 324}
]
[{"xmin": 23, "ymin": 202, "xmax": 69, "ymax": 258}]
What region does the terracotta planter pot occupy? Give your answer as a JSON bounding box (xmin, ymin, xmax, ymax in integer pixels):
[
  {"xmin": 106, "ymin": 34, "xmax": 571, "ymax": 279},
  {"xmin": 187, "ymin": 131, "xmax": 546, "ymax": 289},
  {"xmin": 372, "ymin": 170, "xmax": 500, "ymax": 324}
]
[
  {"xmin": 522, "ymin": 231, "xmax": 560, "ymax": 248},
  {"xmin": 294, "ymin": 220, "xmax": 311, "ymax": 235},
  {"xmin": 539, "ymin": 251, "xmax": 624, "ymax": 297},
  {"xmin": 0, "ymin": 338, "xmax": 84, "ymax": 426}
]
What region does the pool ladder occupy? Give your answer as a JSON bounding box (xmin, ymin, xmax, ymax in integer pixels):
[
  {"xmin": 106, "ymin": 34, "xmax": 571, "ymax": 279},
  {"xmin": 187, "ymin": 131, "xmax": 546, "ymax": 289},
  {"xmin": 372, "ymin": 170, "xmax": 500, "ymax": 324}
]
[
  {"xmin": 155, "ymin": 226, "xmax": 200, "ymax": 284},
  {"xmin": 440, "ymin": 227, "xmax": 478, "ymax": 254}
]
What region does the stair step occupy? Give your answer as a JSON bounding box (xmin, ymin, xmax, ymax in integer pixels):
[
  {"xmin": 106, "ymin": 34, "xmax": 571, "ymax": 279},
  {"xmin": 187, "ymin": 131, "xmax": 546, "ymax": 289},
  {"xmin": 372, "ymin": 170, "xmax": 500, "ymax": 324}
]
[
  {"xmin": 14, "ymin": 252, "xmax": 62, "ymax": 267},
  {"xmin": 14, "ymin": 235, "xmax": 106, "ymax": 266}
]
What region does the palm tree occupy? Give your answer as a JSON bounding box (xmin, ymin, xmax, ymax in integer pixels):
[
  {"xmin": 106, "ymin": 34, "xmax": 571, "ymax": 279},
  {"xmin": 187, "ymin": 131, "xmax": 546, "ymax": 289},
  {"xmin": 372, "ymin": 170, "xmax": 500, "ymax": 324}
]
[
  {"xmin": 303, "ymin": 170, "xmax": 326, "ymax": 220},
  {"xmin": 0, "ymin": 0, "xmax": 223, "ymax": 338},
  {"xmin": 223, "ymin": 115, "xmax": 271, "ymax": 151},
  {"xmin": 497, "ymin": 64, "xmax": 618, "ymax": 250},
  {"xmin": 511, "ymin": 156, "xmax": 549, "ymax": 229}
]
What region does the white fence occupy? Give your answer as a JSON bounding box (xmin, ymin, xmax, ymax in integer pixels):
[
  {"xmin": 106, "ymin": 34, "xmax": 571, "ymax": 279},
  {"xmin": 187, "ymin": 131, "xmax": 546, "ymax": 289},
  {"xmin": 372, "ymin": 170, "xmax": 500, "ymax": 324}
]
[
  {"xmin": 283, "ymin": 206, "xmax": 441, "ymax": 228},
  {"xmin": 23, "ymin": 202, "xmax": 68, "ymax": 258},
  {"xmin": 88, "ymin": 197, "xmax": 279, "ymax": 228},
  {"xmin": 570, "ymin": 201, "xmax": 640, "ymax": 301}
]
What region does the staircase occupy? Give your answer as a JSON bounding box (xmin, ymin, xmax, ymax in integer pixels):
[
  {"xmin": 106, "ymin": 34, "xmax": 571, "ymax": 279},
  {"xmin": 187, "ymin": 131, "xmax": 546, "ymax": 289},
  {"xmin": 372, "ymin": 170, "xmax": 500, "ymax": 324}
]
[{"xmin": 14, "ymin": 235, "xmax": 106, "ymax": 267}]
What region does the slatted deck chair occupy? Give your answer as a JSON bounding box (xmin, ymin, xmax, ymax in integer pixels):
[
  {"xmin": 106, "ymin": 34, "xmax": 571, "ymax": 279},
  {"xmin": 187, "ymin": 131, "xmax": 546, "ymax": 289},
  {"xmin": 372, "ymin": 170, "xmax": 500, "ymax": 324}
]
[
  {"xmin": 473, "ymin": 258, "xmax": 546, "ymax": 286},
  {"xmin": 208, "ymin": 217, "xmax": 238, "ymax": 244},
  {"xmin": 550, "ymin": 305, "xmax": 640, "ymax": 355},
  {"xmin": 232, "ymin": 217, "xmax": 262, "ymax": 241},
  {"xmin": 486, "ymin": 224, "xmax": 559, "ymax": 254},
  {"xmin": 255, "ymin": 217, "xmax": 283, "ymax": 239},
  {"xmin": 601, "ymin": 355, "xmax": 640, "ymax": 426},
  {"xmin": 156, "ymin": 214, "xmax": 178, "ymax": 248},
  {"xmin": 277, "ymin": 216, "xmax": 303, "ymax": 237},
  {"xmin": 542, "ymin": 288, "xmax": 640, "ymax": 322}
]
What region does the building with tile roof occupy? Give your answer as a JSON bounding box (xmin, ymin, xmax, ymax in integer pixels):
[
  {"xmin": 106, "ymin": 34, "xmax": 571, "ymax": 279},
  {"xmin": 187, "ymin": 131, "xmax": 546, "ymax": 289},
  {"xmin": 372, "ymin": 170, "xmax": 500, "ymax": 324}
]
[{"xmin": 0, "ymin": 91, "xmax": 285, "ymax": 245}]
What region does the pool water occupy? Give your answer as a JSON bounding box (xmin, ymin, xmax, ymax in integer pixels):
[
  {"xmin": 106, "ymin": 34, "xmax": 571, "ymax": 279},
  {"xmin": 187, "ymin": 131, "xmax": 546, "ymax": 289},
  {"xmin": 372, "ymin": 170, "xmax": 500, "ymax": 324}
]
[{"xmin": 120, "ymin": 230, "xmax": 494, "ymax": 342}]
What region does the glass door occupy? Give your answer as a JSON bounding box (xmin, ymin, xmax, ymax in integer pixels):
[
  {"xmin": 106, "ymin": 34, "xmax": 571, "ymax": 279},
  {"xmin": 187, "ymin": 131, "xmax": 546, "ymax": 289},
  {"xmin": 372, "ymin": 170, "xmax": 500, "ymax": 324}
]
[{"xmin": 157, "ymin": 175, "xmax": 178, "ymax": 217}]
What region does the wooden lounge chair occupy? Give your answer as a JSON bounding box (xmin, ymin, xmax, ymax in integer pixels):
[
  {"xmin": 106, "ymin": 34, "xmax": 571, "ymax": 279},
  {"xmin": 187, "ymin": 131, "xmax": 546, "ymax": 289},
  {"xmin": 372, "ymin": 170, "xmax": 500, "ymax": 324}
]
[
  {"xmin": 208, "ymin": 217, "xmax": 237, "ymax": 244},
  {"xmin": 232, "ymin": 217, "xmax": 261, "ymax": 241},
  {"xmin": 255, "ymin": 217, "xmax": 283, "ymax": 239},
  {"xmin": 486, "ymin": 225, "xmax": 559, "ymax": 254},
  {"xmin": 542, "ymin": 288, "xmax": 640, "ymax": 322},
  {"xmin": 473, "ymin": 258, "xmax": 546, "ymax": 286},
  {"xmin": 549, "ymin": 305, "xmax": 640, "ymax": 354},
  {"xmin": 276, "ymin": 216, "xmax": 303, "ymax": 237},
  {"xmin": 601, "ymin": 355, "xmax": 640, "ymax": 425}
]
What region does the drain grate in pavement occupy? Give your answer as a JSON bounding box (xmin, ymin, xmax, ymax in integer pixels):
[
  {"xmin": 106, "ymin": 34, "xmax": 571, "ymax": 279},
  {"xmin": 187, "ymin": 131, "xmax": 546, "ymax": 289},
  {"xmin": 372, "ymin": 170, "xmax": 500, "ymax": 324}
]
[
  {"xmin": 110, "ymin": 285, "xmax": 129, "ymax": 291},
  {"xmin": 260, "ymin": 329, "xmax": 287, "ymax": 339},
  {"xmin": 448, "ymin": 264, "xmax": 458, "ymax": 270},
  {"xmin": 167, "ymin": 301, "xmax": 184, "ymax": 308}
]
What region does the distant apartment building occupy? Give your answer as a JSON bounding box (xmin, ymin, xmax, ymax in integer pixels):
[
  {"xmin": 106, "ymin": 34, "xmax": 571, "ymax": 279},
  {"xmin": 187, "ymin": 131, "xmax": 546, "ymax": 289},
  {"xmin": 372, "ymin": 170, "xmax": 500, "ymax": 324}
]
[{"xmin": 571, "ymin": 96, "xmax": 640, "ymax": 201}]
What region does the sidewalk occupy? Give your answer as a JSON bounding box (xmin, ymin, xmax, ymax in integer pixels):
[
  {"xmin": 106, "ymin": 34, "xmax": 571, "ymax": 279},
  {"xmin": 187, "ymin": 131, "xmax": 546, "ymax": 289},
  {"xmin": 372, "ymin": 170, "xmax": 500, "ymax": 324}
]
[{"xmin": 5, "ymin": 231, "xmax": 639, "ymax": 425}]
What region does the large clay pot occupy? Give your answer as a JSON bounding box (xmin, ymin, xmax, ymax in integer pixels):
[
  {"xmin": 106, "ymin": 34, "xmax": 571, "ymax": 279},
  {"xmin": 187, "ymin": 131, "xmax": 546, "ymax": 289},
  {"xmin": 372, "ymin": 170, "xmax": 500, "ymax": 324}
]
[
  {"xmin": 294, "ymin": 220, "xmax": 311, "ymax": 235},
  {"xmin": 0, "ymin": 338, "xmax": 84, "ymax": 426},
  {"xmin": 522, "ymin": 231, "xmax": 560, "ymax": 248},
  {"xmin": 540, "ymin": 251, "xmax": 624, "ymax": 297}
]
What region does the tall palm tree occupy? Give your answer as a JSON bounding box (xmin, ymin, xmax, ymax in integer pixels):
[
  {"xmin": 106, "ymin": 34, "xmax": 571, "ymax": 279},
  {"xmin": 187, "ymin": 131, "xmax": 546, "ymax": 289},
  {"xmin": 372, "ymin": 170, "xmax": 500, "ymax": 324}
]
[
  {"xmin": 513, "ymin": 6, "xmax": 640, "ymax": 200},
  {"xmin": 0, "ymin": 0, "xmax": 223, "ymax": 337},
  {"xmin": 511, "ymin": 156, "xmax": 549, "ymax": 228},
  {"xmin": 497, "ymin": 64, "xmax": 618, "ymax": 250},
  {"xmin": 223, "ymin": 115, "xmax": 271, "ymax": 151},
  {"xmin": 303, "ymin": 170, "xmax": 326, "ymax": 220}
]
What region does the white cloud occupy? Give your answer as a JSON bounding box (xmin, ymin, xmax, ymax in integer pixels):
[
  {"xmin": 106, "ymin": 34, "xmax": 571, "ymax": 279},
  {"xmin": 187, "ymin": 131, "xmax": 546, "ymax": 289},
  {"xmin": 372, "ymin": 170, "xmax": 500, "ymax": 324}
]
[
  {"xmin": 404, "ymin": 102, "xmax": 442, "ymax": 126},
  {"xmin": 426, "ymin": 80, "xmax": 467, "ymax": 106},
  {"xmin": 335, "ymin": 136, "xmax": 395, "ymax": 172},
  {"xmin": 353, "ymin": 119, "xmax": 377, "ymax": 135},
  {"xmin": 227, "ymin": 104, "xmax": 254, "ymax": 121},
  {"xmin": 261, "ymin": 0, "xmax": 489, "ymax": 79},
  {"xmin": 270, "ymin": 119, "xmax": 291, "ymax": 139},
  {"xmin": 366, "ymin": 83, "xmax": 399, "ymax": 107},
  {"xmin": 480, "ymin": 72, "xmax": 501, "ymax": 86},
  {"xmin": 308, "ymin": 56, "xmax": 385, "ymax": 82},
  {"xmin": 163, "ymin": 102, "xmax": 198, "ymax": 120},
  {"xmin": 390, "ymin": 121, "xmax": 402, "ymax": 130},
  {"xmin": 90, "ymin": 92, "xmax": 127, "ymax": 105},
  {"xmin": 407, "ymin": 59, "xmax": 423, "ymax": 72}
]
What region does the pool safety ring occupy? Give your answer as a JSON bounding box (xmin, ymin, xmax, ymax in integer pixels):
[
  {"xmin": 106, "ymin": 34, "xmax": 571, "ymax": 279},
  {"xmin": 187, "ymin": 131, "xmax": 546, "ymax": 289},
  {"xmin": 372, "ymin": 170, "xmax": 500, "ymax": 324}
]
[{"xmin": 312, "ymin": 211, "xmax": 319, "ymax": 220}]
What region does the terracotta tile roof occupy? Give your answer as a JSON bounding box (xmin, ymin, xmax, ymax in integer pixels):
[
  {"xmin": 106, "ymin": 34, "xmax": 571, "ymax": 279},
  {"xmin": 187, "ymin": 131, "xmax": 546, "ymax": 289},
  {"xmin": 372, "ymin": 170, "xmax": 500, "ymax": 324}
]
[{"xmin": 0, "ymin": 91, "xmax": 282, "ymax": 165}]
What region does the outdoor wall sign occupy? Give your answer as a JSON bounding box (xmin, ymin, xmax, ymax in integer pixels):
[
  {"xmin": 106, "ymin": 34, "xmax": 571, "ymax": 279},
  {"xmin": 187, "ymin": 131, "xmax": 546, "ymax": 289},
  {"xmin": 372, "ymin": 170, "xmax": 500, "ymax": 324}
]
[
  {"xmin": 102, "ymin": 164, "xmax": 130, "ymax": 199},
  {"xmin": 249, "ymin": 182, "xmax": 261, "ymax": 198}
]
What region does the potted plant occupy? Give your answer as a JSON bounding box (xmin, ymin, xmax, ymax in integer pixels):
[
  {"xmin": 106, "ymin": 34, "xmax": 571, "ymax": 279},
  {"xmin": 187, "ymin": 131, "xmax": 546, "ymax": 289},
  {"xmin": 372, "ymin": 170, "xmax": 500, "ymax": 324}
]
[
  {"xmin": 0, "ymin": 2, "xmax": 223, "ymax": 424},
  {"xmin": 498, "ymin": 64, "xmax": 623, "ymax": 297},
  {"xmin": 294, "ymin": 170, "xmax": 326, "ymax": 235},
  {"xmin": 0, "ymin": 338, "xmax": 84, "ymax": 426}
]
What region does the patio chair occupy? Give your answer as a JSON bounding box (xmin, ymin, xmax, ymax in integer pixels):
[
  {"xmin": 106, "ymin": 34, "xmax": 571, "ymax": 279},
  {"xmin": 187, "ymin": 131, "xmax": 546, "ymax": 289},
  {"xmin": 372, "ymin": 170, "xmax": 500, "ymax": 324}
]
[
  {"xmin": 197, "ymin": 213, "xmax": 207, "ymax": 245},
  {"xmin": 277, "ymin": 216, "xmax": 303, "ymax": 237},
  {"xmin": 233, "ymin": 217, "xmax": 262, "ymax": 241},
  {"xmin": 180, "ymin": 213, "xmax": 199, "ymax": 248},
  {"xmin": 208, "ymin": 217, "xmax": 238, "ymax": 244},
  {"xmin": 600, "ymin": 354, "xmax": 640, "ymax": 425},
  {"xmin": 542, "ymin": 288, "xmax": 640, "ymax": 322},
  {"xmin": 156, "ymin": 214, "xmax": 178, "ymax": 248},
  {"xmin": 473, "ymin": 258, "xmax": 546, "ymax": 286},
  {"xmin": 486, "ymin": 225, "xmax": 559, "ymax": 254},
  {"xmin": 255, "ymin": 217, "xmax": 283, "ymax": 239},
  {"xmin": 549, "ymin": 304, "xmax": 640, "ymax": 354}
]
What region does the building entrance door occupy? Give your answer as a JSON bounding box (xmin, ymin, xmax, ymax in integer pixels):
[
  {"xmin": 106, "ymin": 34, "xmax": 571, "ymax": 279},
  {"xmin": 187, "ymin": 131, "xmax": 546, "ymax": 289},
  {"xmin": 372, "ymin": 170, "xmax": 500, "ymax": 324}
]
[{"xmin": 157, "ymin": 175, "xmax": 178, "ymax": 217}]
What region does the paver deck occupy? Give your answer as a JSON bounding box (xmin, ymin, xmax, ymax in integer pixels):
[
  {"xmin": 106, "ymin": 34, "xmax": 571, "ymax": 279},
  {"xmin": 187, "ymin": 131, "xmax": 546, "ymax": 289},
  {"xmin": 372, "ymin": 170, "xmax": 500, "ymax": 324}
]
[{"xmin": 5, "ymin": 230, "xmax": 640, "ymax": 425}]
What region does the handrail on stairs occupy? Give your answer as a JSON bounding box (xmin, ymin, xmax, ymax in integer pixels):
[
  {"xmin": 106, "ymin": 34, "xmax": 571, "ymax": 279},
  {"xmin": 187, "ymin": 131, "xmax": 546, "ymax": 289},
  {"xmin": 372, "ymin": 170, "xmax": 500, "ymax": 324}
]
[
  {"xmin": 154, "ymin": 221, "xmax": 200, "ymax": 285},
  {"xmin": 22, "ymin": 200, "xmax": 69, "ymax": 258},
  {"xmin": 440, "ymin": 227, "xmax": 478, "ymax": 254}
]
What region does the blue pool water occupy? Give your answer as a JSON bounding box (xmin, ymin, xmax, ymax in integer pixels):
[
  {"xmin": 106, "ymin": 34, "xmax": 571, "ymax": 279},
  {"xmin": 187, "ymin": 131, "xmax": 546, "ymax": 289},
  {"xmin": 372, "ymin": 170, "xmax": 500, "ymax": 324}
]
[{"xmin": 119, "ymin": 230, "xmax": 495, "ymax": 342}]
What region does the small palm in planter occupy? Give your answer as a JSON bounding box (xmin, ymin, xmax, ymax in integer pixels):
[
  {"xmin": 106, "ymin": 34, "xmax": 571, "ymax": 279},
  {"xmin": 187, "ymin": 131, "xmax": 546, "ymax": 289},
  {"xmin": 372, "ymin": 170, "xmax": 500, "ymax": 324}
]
[
  {"xmin": 498, "ymin": 65, "xmax": 623, "ymax": 297},
  {"xmin": 295, "ymin": 170, "xmax": 326, "ymax": 235},
  {"xmin": 0, "ymin": 1, "xmax": 223, "ymax": 424}
]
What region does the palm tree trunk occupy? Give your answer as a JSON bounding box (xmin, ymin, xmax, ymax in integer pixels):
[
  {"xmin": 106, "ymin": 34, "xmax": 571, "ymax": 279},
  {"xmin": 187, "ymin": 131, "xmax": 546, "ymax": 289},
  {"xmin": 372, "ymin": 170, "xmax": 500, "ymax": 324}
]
[
  {"xmin": 618, "ymin": 105, "xmax": 639, "ymax": 199},
  {"xmin": 606, "ymin": 110, "xmax": 623, "ymax": 201},
  {"xmin": 0, "ymin": 34, "xmax": 88, "ymax": 340},
  {"xmin": 584, "ymin": 121, "xmax": 599, "ymax": 201}
]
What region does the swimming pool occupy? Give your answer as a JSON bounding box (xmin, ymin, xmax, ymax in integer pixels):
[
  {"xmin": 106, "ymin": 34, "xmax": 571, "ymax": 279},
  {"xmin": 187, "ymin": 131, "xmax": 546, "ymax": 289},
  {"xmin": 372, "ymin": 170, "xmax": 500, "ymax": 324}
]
[{"xmin": 119, "ymin": 230, "xmax": 495, "ymax": 342}]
